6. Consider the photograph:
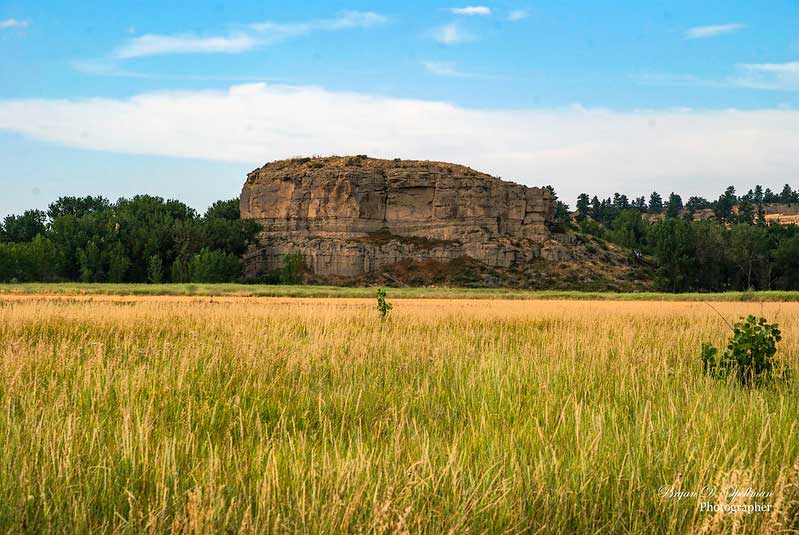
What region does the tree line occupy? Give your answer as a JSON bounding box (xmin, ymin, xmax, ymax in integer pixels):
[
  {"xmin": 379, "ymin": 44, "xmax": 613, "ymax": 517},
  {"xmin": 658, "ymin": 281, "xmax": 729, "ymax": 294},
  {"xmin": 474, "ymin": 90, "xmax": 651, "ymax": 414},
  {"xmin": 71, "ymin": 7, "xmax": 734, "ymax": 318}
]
[
  {"xmin": 564, "ymin": 184, "xmax": 799, "ymax": 292},
  {"xmin": 4, "ymin": 184, "xmax": 799, "ymax": 292},
  {"xmin": 0, "ymin": 196, "xmax": 259, "ymax": 283}
]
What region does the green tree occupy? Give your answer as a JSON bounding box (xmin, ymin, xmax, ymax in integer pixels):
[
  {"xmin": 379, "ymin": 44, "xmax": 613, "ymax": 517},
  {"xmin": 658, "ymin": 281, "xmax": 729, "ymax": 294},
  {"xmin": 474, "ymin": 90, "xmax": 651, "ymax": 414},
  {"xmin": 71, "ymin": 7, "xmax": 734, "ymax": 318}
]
[
  {"xmin": 172, "ymin": 219, "xmax": 206, "ymax": 267},
  {"xmin": 204, "ymin": 199, "xmax": 241, "ymax": 220},
  {"xmin": 545, "ymin": 186, "xmax": 570, "ymax": 232},
  {"xmin": 753, "ymin": 185, "xmax": 764, "ymax": 204},
  {"xmin": 113, "ymin": 195, "xmax": 195, "ymax": 281},
  {"xmin": 27, "ymin": 235, "xmax": 57, "ymax": 281},
  {"xmin": 47, "ymin": 196, "xmax": 110, "ymax": 221},
  {"xmin": 729, "ymin": 224, "xmax": 770, "ymax": 290},
  {"xmin": 201, "ymin": 217, "xmax": 260, "ymax": 257},
  {"xmin": 773, "ymin": 234, "xmax": 799, "ymax": 289},
  {"xmin": 607, "ymin": 209, "xmax": 646, "ymax": 248},
  {"xmin": 715, "ymin": 186, "xmax": 737, "ymax": 223},
  {"xmin": 779, "ymin": 184, "xmax": 794, "ymax": 203},
  {"xmin": 648, "ymin": 218, "xmax": 696, "ymax": 292},
  {"xmin": 0, "ymin": 243, "xmax": 13, "ymax": 281},
  {"xmin": 189, "ymin": 248, "xmax": 241, "ymax": 283},
  {"xmin": 107, "ymin": 247, "xmax": 131, "ymax": 283},
  {"xmin": 147, "ymin": 255, "xmax": 163, "ymax": 284},
  {"xmin": 633, "ymin": 196, "xmax": 648, "ymax": 212},
  {"xmin": 590, "ymin": 196, "xmax": 602, "ymax": 220},
  {"xmin": 692, "ymin": 221, "xmax": 731, "ymax": 291},
  {"xmin": 78, "ymin": 241, "xmax": 103, "ymax": 282},
  {"xmin": 736, "ymin": 199, "xmax": 755, "ymax": 224},
  {"xmin": 647, "ymin": 192, "xmax": 663, "ymax": 214},
  {"xmin": 763, "ymin": 188, "xmax": 778, "ymax": 203},
  {"xmin": 170, "ymin": 257, "xmax": 190, "ymax": 283},
  {"xmin": 0, "ymin": 235, "xmax": 57, "ymax": 282},
  {"xmin": 685, "ymin": 196, "xmax": 710, "ymax": 219},
  {"xmin": 665, "ymin": 192, "xmax": 683, "ymax": 219},
  {"xmin": 2, "ymin": 210, "xmax": 47, "ymax": 243},
  {"xmin": 575, "ymin": 194, "xmax": 590, "ymax": 222},
  {"xmin": 3, "ymin": 194, "xmax": 259, "ymax": 284}
]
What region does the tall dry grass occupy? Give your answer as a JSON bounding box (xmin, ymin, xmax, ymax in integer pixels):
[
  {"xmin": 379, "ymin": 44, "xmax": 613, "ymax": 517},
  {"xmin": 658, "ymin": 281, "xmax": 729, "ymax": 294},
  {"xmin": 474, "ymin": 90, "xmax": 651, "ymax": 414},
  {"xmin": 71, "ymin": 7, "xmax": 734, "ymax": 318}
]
[{"xmin": 0, "ymin": 296, "xmax": 797, "ymax": 533}]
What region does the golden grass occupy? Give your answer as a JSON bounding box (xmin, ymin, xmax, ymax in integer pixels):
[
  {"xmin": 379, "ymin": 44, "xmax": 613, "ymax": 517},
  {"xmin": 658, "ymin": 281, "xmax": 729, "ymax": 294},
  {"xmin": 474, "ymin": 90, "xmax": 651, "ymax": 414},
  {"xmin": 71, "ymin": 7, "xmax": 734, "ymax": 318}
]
[
  {"xmin": 5, "ymin": 282, "xmax": 799, "ymax": 302},
  {"xmin": 764, "ymin": 214, "xmax": 799, "ymax": 226},
  {"xmin": 1, "ymin": 295, "xmax": 798, "ymax": 533}
]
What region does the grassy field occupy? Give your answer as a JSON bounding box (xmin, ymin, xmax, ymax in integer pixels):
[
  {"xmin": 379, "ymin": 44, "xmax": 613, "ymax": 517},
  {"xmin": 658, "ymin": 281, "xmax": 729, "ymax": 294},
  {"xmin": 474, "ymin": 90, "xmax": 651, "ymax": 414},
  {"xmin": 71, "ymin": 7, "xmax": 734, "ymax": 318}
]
[
  {"xmin": 3, "ymin": 282, "xmax": 799, "ymax": 301},
  {"xmin": 1, "ymin": 294, "xmax": 798, "ymax": 533}
]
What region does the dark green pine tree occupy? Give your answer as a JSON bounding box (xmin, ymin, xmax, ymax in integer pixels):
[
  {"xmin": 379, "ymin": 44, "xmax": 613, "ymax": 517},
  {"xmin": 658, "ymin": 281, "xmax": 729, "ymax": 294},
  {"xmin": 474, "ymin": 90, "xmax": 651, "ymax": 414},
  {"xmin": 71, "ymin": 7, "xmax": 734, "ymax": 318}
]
[{"xmin": 648, "ymin": 192, "xmax": 663, "ymax": 214}]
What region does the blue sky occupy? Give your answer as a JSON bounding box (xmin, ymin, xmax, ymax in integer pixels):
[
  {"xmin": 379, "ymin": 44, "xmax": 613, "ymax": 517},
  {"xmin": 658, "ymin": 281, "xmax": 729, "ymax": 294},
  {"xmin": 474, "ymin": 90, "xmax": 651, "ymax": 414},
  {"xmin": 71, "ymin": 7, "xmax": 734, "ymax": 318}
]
[{"xmin": 1, "ymin": 0, "xmax": 799, "ymax": 217}]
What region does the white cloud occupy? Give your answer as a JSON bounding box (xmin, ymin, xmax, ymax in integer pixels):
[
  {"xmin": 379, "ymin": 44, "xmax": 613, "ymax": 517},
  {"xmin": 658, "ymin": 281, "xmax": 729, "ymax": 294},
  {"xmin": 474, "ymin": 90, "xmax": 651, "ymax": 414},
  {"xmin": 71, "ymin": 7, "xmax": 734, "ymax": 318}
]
[
  {"xmin": 71, "ymin": 60, "xmax": 154, "ymax": 78},
  {"xmin": 113, "ymin": 11, "xmax": 386, "ymax": 58},
  {"xmin": 633, "ymin": 72, "xmax": 722, "ymax": 88},
  {"xmin": 70, "ymin": 59, "xmax": 276, "ymax": 82},
  {"xmin": 733, "ymin": 62, "xmax": 799, "ymax": 91},
  {"xmin": 422, "ymin": 61, "xmax": 493, "ymax": 78},
  {"xmin": 421, "ymin": 60, "xmax": 488, "ymax": 78},
  {"xmin": 1, "ymin": 83, "xmax": 798, "ymax": 202},
  {"xmin": 448, "ymin": 6, "xmax": 491, "ymax": 16},
  {"xmin": 432, "ymin": 23, "xmax": 471, "ymax": 44},
  {"xmin": 508, "ymin": 10, "xmax": 529, "ymax": 21},
  {"xmin": 685, "ymin": 23, "xmax": 746, "ymax": 39},
  {"xmin": 248, "ymin": 10, "xmax": 386, "ymax": 33},
  {"xmin": 115, "ymin": 34, "xmax": 258, "ymax": 59},
  {"xmin": 638, "ymin": 62, "xmax": 799, "ymax": 92},
  {"xmin": 742, "ymin": 62, "xmax": 799, "ymax": 74},
  {"xmin": 0, "ymin": 18, "xmax": 30, "ymax": 29}
]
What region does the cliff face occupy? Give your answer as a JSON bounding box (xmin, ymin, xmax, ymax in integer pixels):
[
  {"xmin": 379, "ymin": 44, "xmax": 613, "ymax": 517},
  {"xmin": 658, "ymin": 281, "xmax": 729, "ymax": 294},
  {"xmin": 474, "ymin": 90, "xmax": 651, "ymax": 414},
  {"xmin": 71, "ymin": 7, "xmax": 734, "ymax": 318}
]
[{"xmin": 240, "ymin": 156, "xmax": 557, "ymax": 278}]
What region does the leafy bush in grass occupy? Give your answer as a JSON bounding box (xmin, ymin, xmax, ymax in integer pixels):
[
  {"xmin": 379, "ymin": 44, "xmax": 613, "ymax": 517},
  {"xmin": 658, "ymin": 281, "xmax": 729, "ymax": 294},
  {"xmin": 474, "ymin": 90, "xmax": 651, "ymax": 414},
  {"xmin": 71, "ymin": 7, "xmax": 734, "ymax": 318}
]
[
  {"xmin": 701, "ymin": 315, "xmax": 790, "ymax": 386},
  {"xmin": 376, "ymin": 288, "xmax": 392, "ymax": 321}
]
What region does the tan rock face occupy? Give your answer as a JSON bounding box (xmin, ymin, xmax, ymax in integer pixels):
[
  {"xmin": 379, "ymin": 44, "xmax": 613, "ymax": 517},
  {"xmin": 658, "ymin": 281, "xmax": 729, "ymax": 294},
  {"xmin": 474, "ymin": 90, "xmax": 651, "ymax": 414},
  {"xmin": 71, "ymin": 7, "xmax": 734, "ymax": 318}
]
[{"xmin": 240, "ymin": 156, "xmax": 555, "ymax": 277}]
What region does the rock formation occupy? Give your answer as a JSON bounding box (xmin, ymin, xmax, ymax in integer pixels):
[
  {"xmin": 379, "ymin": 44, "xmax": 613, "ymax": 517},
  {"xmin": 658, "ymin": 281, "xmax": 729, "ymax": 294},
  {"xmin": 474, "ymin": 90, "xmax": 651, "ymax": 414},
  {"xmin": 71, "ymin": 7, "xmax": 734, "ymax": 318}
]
[{"xmin": 240, "ymin": 156, "xmax": 557, "ymax": 278}]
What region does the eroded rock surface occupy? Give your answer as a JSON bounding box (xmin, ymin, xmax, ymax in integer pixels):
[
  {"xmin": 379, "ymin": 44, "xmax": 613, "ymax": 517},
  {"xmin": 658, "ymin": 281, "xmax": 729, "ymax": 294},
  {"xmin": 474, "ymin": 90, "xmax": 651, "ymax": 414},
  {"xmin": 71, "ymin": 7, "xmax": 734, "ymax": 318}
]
[{"xmin": 240, "ymin": 156, "xmax": 555, "ymax": 278}]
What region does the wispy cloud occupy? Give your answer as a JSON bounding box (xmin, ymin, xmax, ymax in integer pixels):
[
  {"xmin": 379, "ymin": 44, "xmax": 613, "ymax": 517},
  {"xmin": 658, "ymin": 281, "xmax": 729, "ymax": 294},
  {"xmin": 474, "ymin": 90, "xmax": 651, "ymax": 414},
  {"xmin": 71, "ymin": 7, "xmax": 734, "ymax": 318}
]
[
  {"xmin": 733, "ymin": 62, "xmax": 799, "ymax": 91},
  {"xmin": 112, "ymin": 11, "xmax": 386, "ymax": 59},
  {"xmin": 422, "ymin": 60, "xmax": 488, "ymax": 78},
  {"xmin": 508, "ymin": 9, "xmax": 529, "ymax": 21},
  {"xmin": 685, "ymin": 23, "xmax": 746, "ymax": 39},
  {"xmin": 632, "ymin": 72, "xmax": 722, "ymax": 88},
  {"xmin": 115, "ymin": 34, "xmax": 258, "ymax": 59},
  {"xmin": 448, "ymin": 6, "xmax": 491, "ymax": 16},
  {"xmin": 0, "ymin": 18, "xmax": 30, "ymax": 29},
  {"xmin": 248, "ymin": 10, "xmax": 386, "ymax": 33},
  {"xmin": 739, "ymin": 62, "xmax": 799, "ymax": 74},
  {"xmin": 2, "ymin": 83, "xmax": 799, "ymax": 203},
  {"xmin": 71, "ymin": 60, "xmax": 154, "ymax": 78},
  {"xmin": 71, "ymin": 59, "xmax": 279, "ymax": 82},
  {"xmin": 432, "ymin": 23, "xmax": 472, "ymax": 44},
  {"xmin": 636, "ymin": 61, "xmax": 799, "ymax": 92}
]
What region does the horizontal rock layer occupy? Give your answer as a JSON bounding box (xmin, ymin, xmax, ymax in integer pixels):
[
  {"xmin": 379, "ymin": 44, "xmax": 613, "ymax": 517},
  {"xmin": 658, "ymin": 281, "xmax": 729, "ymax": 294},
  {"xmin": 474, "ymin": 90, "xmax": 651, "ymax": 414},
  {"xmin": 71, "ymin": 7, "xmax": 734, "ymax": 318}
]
[{"xmin": 240, "ymin": 156, "xmax": 555, "ymax": 277}]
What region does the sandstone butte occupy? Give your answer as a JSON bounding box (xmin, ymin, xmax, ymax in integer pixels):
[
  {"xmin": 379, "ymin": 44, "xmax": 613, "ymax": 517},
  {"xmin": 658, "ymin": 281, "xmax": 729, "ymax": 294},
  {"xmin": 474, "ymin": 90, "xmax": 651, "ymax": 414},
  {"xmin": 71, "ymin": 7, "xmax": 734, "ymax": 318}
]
[{"xmin": 239, "ymin": 155, "xmax": 574, "ymax": 280}]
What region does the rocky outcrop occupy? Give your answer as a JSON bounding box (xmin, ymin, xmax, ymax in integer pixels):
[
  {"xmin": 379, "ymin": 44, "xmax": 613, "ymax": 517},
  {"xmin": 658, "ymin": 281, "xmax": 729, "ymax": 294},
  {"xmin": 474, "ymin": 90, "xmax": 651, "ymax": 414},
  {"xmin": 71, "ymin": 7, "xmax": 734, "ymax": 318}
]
[{"xmin": 240, "ymin": 156, "xmax": 556, "ymax": 278}]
